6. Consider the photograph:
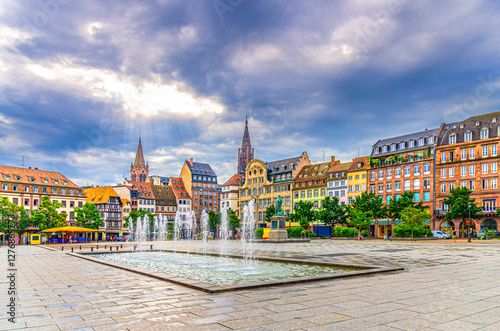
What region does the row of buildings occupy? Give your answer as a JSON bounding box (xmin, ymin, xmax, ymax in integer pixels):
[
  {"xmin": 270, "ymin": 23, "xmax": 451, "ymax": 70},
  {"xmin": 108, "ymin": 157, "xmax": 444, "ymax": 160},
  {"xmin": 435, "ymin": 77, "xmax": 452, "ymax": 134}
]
[{"xmin": 2, "ymin": 112, "xmax": 500, "ymax": 239}]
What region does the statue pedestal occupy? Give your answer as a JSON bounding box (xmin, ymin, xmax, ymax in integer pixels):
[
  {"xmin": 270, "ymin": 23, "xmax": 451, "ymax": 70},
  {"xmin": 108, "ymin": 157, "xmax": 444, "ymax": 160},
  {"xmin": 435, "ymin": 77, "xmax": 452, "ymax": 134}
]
[{"xmin": 269, "ymin": 216, "xmax": 288, "ymax": 241}]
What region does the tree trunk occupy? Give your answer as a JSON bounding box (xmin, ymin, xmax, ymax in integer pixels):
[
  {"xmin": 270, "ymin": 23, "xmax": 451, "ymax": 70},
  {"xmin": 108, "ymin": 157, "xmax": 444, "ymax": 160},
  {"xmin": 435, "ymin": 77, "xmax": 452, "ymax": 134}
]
[{"xmin": 411, "ymin": 227, "xmax": 414, "ymax": 242}]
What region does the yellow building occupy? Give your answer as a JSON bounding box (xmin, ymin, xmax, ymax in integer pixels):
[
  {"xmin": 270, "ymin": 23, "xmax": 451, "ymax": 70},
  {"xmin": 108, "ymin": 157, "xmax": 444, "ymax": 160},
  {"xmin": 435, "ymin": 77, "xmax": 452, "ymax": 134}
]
[
  {"xmin": 239, "ymin": 153, "xmax": 310, "ymax": 224},
  {"xmin": 346, "ymin": 156, "xmax": 369, "ymax": 204},
  {"xmin": 83, "ymin": 186, "xmax": 123, "ymax": 238}
]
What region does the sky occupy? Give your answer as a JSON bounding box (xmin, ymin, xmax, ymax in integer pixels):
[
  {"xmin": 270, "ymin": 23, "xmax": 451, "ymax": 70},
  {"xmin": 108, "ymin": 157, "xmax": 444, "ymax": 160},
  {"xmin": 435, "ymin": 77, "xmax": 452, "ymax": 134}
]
[{"xmin": 1, "ymin": 0, "xmax": 500, "ymax": 186}]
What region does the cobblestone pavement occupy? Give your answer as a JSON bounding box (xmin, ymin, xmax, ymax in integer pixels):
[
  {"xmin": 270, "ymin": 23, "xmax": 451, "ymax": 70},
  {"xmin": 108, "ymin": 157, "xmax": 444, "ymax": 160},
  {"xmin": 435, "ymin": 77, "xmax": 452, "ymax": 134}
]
[{"xmin": 1, "ymin": 240, "xmax": 500, "ymax": 330}]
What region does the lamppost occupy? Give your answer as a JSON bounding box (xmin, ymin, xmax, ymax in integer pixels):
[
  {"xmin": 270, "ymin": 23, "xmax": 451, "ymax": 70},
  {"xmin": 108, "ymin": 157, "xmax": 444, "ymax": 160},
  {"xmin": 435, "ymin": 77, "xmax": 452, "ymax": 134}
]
[{"xmin": 467, "ymin": 202, "xmax": 472, "ymax": 243}]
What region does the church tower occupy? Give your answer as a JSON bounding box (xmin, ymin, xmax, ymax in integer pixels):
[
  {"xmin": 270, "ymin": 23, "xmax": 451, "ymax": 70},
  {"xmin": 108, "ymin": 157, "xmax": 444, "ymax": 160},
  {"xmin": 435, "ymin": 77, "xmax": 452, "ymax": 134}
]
[
  {"xmin": 237, "ymin": 117, "xmax": 254, "ymax": 175},
  {"xmin": 130, "ymin": 137, "xmax": 149, "ymax": 182}
]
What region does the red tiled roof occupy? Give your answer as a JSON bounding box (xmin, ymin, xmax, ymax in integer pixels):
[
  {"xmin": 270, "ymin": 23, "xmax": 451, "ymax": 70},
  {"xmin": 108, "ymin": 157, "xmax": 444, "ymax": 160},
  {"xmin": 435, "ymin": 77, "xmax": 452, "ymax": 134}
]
[
  {"xmin": 222, "ymin": 174, "xmax": 242, "ymax": 187},
  {"xmin": 169, "ymin": 177, "xmax": 190, "ymax": 199},
  {"xmin": 328, "ymin": 161, "xmax": 353, "ymax": 173},
  {"xmin": 127, "ymin": 180, "xmax": 156, "ymax": 199},
  {"xmin": 0, "ymin": 165, "xmax": 80, "ymax": 188}
]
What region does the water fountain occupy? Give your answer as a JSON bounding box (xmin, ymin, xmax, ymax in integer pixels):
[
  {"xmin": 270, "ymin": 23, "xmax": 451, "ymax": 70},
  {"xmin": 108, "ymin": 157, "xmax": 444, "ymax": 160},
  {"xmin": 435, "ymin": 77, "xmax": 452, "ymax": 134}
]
[
  {"xmin": 219, "ymin": 206, "xmax": 229, "ymax": 258},
  {"xmin": 200, "ymin": 210, "xmax": 209, "ymax": 255},
  {"xmin": 173, "ymin": 211, "xmax": 183, "ymax": 253},
  {"xmin": 186, "ymin": 210, "xmax": 196, "ymax": 256},
  {"xmin": 134, "ymin": 215, "xmax": 150, "ymax": 252},
  {"xmin": 241, "ymin": 199, "xmax": 256, "ymax": 262}
]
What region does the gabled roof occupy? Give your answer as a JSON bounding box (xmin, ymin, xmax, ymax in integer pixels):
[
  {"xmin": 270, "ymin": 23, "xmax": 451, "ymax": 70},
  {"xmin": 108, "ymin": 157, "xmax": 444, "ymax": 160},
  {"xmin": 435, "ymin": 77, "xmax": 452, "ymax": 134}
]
[
  {"xmin": 186, "ymin": 161, "xmax": 216, "ymax": 176},
  {"xmin": 222, "ymin": 174, "xmax": 242, "ymax": 187},
  {"xmin": 0, "ymin": 165, "xmax": 80, "ymax": 188},
  {"xmin": 169, "ymin": 177, "xmax": 190, "ymax": 199},
  {"xmin": 348, "ymin": 156, "xmax": 370, "ymax": 172},
  {"xmin": 84, "ymin": 186, "xmax": 120, "ymax": 204},
  {"xmin": 328, "ymin": 161, "xmax": 352, "ymax": 173},
  {"xmin": 127, "ymin": 180, "xmax": 155, "ymax": 199},
  {"xmin": 267, "ymin": 156, "xmax": 302, "ymax": 175},
  {"xmin": 295, "ymin": 161, "xmax": 330, "ymax": 181}
]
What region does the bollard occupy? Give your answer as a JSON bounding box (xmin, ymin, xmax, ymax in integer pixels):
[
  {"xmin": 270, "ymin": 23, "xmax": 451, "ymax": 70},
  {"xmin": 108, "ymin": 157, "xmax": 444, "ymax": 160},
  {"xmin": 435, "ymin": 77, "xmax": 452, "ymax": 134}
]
[
  {"xmin": 96, "ymin": 245, "xmax": 99, "ymax": 249},
  {"xmin": 105, "ymin": 245, "xmax": 107, "ymax": 249},
  {"xmin": 71, "ymin": 247, "xmax": 73, "ymax": 252},
  {"xmin": 110, "ymin": 246, "xmax": 112, "ymax": 251},
  {"xmin": 150, "ymin": 245, "xmax": 153, "ymax": 250},
  {"xmin": 61, "ymin": 247, "xmax": 64, "ymax": 251},
  {"xmin": 116, "ymin": 246, "xmax": 118, "ymax": 251},
  {"xmin": 120, "ymin": 244, "xmax": 123, "ymax": 249},
  {"xmin": 91, "ymin": 247, "xmax": 93, "ymax": 252},
  {"xmin": 80, "ymin": 246, "xmax": 82, "ymax": 250}
]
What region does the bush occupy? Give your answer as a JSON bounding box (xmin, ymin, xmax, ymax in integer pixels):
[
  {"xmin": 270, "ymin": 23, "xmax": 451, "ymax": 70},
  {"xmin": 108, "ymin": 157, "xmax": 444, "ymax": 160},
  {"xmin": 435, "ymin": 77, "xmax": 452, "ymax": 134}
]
[
  {"xmin": 332, "ymin": 226, "xmax": 359, "ymax": 237},
  {"xmin": 393, "ymin": 224, "xmax": 433, "ymax": 238},
  {"xmin": 255, "ymin": 228, "xmax": 264, "ymax": 239},
  {"xmin": 286, "ymin": 227, "xmax": 316, "ymax": 238}
]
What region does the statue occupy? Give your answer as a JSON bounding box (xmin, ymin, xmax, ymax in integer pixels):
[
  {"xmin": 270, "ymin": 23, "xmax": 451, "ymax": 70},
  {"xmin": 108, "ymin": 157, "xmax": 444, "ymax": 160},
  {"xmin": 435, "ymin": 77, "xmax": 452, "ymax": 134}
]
[{"xmin": 275, "ymin": 195, "xmax": 284, "ymax": 216}]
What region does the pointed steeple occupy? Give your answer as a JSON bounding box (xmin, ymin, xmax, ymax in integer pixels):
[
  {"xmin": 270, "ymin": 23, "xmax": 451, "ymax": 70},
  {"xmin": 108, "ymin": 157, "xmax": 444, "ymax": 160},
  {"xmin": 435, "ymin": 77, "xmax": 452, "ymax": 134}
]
[
  {"xmin": 131, "ymin": 137, "xmax": 149, "ymax": 182},
  {"xmin": 238, "ymin": 117, "xmax": 254, "ymax": 175},
  {"xmin": 134, "ymin": 137, "xmax": 146, "ymax": 168}
]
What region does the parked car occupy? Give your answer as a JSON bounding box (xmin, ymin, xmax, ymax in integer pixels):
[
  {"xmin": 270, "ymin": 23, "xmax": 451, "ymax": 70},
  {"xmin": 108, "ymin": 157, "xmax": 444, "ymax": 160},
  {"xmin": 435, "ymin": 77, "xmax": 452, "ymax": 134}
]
[{"xmin": 432, "ymin": 231, "xmax": 451, "ymax": 239}]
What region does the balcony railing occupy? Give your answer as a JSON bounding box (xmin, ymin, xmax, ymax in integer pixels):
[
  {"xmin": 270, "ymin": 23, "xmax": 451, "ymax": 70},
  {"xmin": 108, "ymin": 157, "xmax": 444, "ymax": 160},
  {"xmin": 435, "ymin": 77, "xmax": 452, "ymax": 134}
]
[
  {"xmin": 434, "ymin": 209, "xmax": 448, "ymax": 215},
  {"xmin": 482, "ymin": 207, "xmax": 497, "ymax": 212}
]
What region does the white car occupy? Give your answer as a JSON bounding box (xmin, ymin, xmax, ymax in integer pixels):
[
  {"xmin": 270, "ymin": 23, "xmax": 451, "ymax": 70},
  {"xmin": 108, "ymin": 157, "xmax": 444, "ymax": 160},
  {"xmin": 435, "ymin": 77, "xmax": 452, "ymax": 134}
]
[{"xmin": 432, "ymin": 231, "xmax": 451, "ymax": 239}]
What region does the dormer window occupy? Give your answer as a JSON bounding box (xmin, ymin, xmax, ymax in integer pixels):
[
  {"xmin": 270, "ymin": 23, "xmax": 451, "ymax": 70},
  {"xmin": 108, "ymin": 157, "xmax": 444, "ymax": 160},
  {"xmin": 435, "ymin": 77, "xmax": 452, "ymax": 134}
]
[
  {"xmin": 374, "ymin": 147, "xmax": 379, "ymax": 154},
  {"xmin": 464, "ymin": 131, "xmax": 472, "ymax": 142},
  {"xmin": 53, "ymin": 179, "xmax": 59, "ymax": 184},
  {"xmin": 382, "ymin": 146, "xmax": 388, "ymax": 153},
  {"xmin": 15, "ymin": 176, "xmax": 21, "ymax": 181},
  {"xmin": 4, "ymin": 175, "xmax": 10, "ymax": 180},
  {"xmin": 42, "ymin": 178, "xmax": 49, "ymax": 184},
  {"xmin": 481, "ymin": 128, "xmax": 489, "ymax": 139},
  {"xmin": 418, "ymin": 138, "xmax": 425, "ymax": 146},
  {"xmin": 409, "ymin": 141, "xmax": 415, "ymax": 148},
  {"xmin": 475, "ymin": 121, "xmax": 480, "ymax": 126},
  {"xmin": 391, "ymin": 144, "xmax": 396, "ymax": 151},
  {"xmin": 62, "ymin": 180, "xmax": 68, "ymax": 185},
  {"xmin": 29, "ymin": 177, "xmax": 36, "ymax": 182},
  {"xmin": 493, "ymin": 118, "xmax": 497, "ymax": 123},
  {"xmin": 449, "ymin": 134, "xmax": 457, "ymax": 144},
  {"xmin": 400, "ymin": 142, "xmax": 406, "ymax": 149},
  {"xmin": 428, "ymin": 136, "xmax": 435, "ymax": 144},
  {"xmin": 460, "ymin": 124, "xmax": 464, "ymax": 129}
]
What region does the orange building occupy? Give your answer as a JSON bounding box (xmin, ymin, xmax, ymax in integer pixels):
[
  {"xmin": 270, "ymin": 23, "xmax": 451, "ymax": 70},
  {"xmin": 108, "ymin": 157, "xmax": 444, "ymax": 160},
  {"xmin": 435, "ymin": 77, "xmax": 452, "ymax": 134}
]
[
  {"xmin": 369, "ymin": 127, "xmax": 441, "ymax": 236},
  {"xmin": 435, "ymin": 112, "xmax": 500, "ymax": 237}
]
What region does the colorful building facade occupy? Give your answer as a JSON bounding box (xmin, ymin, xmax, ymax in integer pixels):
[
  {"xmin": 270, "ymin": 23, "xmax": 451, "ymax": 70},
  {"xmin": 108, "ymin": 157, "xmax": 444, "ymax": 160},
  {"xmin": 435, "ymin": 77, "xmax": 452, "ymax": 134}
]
[
  {"xmin": 435, "ymin": 112, "xmax": 500, "ymax": 237},
  {"xmin": 221, "ymin": 174, "xmax": 242, "ymax": 217},
  {"xmin": 292, "ymin": 160, "xmax": 330, "ymax": 210},
  {"xmin": 369, "ymin": 127, "xmax": 440, "ymax": 236},
  {"xmin": 327, "ymin": 158, "xmax": 351, "ymax": 205},
  {"xmin": 83, "ymin": 186, "xmax": 123, "ymax": 238},
  {"xmin": 347, "ymin": 156, "xmax": 369, "ymax": 204}
]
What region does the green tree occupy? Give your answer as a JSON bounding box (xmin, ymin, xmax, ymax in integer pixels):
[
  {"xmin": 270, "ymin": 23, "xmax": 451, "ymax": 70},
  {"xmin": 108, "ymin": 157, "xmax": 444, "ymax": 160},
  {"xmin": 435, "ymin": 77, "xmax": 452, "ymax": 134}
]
[
  {"xmin": 74, "ymin": 203, "xmax": 104, "ymax": 230},
  {"xmin": 265, "ymin": 205, "xmax": 276, "ymax": 222},
  {"xmin": 228, "ymin": 208, "xmax": 240, "ymax": 232},
  {"xmin": 298, "ymin": 216, "xmax": 310, "ymax": 230},
  {"xmin": 444, "ymin": 187, "xmax": 482, "ymax": 239},
  {"xmin": 208, "ymin": 211, "xmax": 221, "ymax": 234},
  {"xmin": 351, "ymin": 192, "xmax": 387, "ymax": 221},
  {"xmin": 31, "ymin": 196, "xmax": 67, "ymax": 230},
  {"xmin": 317, "ymin": 196, "xmax": 348, "ymax": 226},
  {"xmin": 0, "ymin": 197, "xmax": 33, "ymax": 243},
  {"xmin": 289, "ymin": 201, "xmax": 316, "ymax": 225},
  {"xmin": 347, "ymin": 207, "xmax": 374, "ymax": 238},
  {"xmin": 401, "ymin": 206, "xmax": 429, "ymax": 241}
]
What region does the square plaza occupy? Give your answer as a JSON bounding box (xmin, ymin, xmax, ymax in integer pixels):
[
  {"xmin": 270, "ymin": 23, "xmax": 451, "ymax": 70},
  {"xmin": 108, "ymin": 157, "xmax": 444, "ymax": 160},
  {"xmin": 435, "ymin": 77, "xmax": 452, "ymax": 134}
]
[{"xmin": 2, "ymin": 240, "xmax": 500, "ymax": 331}]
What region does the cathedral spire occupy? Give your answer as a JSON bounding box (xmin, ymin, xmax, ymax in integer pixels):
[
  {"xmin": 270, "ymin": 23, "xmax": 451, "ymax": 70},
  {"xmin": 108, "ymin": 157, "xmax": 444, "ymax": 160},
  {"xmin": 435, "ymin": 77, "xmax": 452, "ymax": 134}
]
[
  {"xmin": 238, "ymin": 117, "xmax": 254, "ymax": 175},
  {"xmin": 131, "ymin": 137, "xmax": 149, "ymax": 182}
]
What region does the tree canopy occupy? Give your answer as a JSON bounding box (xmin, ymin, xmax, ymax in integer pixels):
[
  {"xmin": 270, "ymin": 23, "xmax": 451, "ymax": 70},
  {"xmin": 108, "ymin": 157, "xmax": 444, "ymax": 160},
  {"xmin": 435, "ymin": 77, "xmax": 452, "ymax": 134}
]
[
  {"xmin": 265, "ymin": 205, "xmax": 276, "ymax": 222},
  {"xmin": 401, "ymin": 206, "xmax": 429, "ymax": 241},
  {"xmin": 31, "ymin": 196, "xmax": 67, "ymax": 230},
  {"xmin": 443, "ymin": 187, "xmax": 482, "ymax": 222},
  {"xmin": 74, "ymin": 203, "xmax": 104, "ymax": 230},
  {"xmin": 289, "ymin": 201, "xmax": 316, "ymax": 224},
  {"xmin": 316, "ymin": 196, "xmax": 348, "ymax": 225}
]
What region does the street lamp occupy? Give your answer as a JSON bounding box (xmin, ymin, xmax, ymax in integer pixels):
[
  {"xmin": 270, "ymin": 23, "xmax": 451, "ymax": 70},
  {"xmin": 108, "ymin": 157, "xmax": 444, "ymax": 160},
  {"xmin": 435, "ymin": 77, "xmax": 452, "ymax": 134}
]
[{"xmin": 467, "ymin": 202, "xmax": 472, "ymax": 243}]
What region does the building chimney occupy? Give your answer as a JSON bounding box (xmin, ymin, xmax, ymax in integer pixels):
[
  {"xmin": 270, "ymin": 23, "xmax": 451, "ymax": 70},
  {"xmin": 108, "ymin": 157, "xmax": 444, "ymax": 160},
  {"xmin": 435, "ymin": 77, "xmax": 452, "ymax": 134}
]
[
  {"xmin": 330, "ymin": 156, "xmax": 335, "ymax": 165},
  {"xmin": 190, "ymin": 158, "xmax": 193, "ymax": 166}
]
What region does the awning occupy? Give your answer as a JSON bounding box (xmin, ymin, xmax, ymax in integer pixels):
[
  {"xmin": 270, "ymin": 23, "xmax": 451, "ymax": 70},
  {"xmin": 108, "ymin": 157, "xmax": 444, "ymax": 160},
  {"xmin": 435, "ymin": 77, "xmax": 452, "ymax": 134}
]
[{"xmin": 41, "ymin": 226, "xmax": 96, "ymax": 233}]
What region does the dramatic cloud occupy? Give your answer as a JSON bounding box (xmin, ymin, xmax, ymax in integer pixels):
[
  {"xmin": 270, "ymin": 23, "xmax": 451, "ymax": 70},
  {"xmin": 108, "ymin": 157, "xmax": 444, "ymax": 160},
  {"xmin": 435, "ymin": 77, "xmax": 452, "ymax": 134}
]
[{"xmin": 1, "ymin": 0, "xmax": 500, "ymax": 186}]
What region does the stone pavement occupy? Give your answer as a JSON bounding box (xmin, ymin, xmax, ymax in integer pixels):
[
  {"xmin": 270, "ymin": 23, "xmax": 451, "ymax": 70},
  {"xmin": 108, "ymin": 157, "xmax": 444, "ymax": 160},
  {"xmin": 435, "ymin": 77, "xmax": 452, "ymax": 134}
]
[{"xmin": 1, "ymin": 240, "xmax": 500, "ymax": 330}]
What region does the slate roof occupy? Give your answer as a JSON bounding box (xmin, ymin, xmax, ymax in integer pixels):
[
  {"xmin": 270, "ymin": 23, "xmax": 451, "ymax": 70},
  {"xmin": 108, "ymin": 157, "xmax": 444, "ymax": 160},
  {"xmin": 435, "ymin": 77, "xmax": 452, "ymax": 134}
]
[
  {"xmin": 438, "ymin": 112, "xmax": 500, "ymax": 146},
  {"xmin": 371, "ymin": 128, "xmax": 440, "ymax": 157},
  {"xmin": 187, "ymin": 161, "xmax": 217, "ymax": 177},
  {"xmin": 267, "ymin": 156, "xmax": 302, "ymax": 175}
]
